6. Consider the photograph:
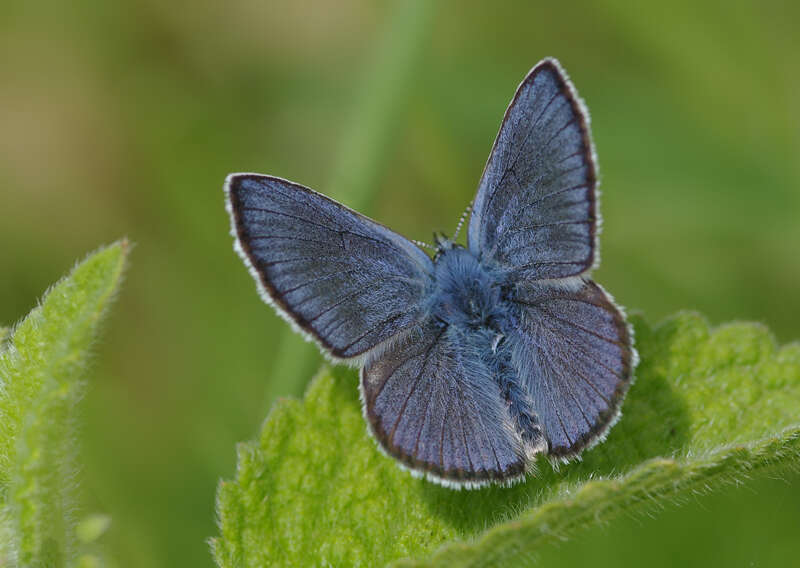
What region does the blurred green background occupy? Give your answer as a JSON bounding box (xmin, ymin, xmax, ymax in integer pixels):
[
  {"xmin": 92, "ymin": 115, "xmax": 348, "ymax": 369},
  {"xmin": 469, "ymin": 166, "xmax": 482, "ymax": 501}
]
[{"xmin": 2, "ymin": 0, "xmax": 799, "ymax": 566}]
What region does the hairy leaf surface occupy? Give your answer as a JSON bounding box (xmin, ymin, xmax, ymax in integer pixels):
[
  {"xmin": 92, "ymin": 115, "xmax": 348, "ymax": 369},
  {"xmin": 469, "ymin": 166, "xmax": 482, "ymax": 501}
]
[
  {"xmin": 0, "ymin": 242, "xmax": 128, "ymax": 566},
  {"xmin": 213, "ymin": 313, "xmax": 800, "ymax": 566}
]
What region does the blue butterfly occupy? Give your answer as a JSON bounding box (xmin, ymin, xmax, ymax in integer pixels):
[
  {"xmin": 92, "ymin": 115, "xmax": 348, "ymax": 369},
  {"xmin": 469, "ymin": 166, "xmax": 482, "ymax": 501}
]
[{"xmin": 225, "ymin": 58, "xmax": 638, "ymax": 488}]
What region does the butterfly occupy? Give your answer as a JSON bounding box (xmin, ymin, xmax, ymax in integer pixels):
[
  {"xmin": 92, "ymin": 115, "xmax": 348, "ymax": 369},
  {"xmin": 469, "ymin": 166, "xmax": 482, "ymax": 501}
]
[{"xmin": 225, "ymin": 57, "xmax": 638, "ymax": 489}]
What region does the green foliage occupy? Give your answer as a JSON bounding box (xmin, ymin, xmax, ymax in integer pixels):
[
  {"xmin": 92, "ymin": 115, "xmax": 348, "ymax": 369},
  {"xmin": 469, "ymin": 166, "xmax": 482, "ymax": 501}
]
[
  {"xmin": 0, "ymin": 242, "xmax": 128, "ymax": 567},
  {"xmin": 213, "ymin": 312, "xmax": 800, "ymax": 567},
  {"xmin": 3, "ymin": 3, "xmax": 800, "ymax": 564}
]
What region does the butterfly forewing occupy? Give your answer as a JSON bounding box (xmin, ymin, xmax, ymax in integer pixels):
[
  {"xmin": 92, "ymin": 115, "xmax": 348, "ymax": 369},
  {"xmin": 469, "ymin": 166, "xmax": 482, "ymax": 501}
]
[
  {"xmin": 226, "ymin": 174, "xmax": 434, "ymax": 360},
  {"xmin": 468, "ymin": 58, "xmax": 597, "ymax": 281}
]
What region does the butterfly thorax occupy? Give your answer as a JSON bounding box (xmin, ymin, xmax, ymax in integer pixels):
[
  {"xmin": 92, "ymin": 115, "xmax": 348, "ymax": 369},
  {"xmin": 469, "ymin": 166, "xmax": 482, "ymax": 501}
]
[{"xmin": 429, "ymin": 245, "xmax": 507, "ymax": 332}]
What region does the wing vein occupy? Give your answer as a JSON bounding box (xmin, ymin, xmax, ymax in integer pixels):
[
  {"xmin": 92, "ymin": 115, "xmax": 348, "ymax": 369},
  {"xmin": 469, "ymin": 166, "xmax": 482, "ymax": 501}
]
[
  {"xmin": 249, "ymin": 234, "xmax": 332, "ymax": 247},
  {"xmin": 280, "ymin": 269, "xmax": 359, "ymax": 295},
  {"xmin": 306, "ymin": 278, "xmax": 387, "ymax": 323},
  {"xmin": 255, "ymin": 182, "xmax": 344, "ymax": 229},
  {"xmin": 532, "ymin": 303, "xmax": 624, "ymax": 347},
  {"xmin": 338, "ymin": 312, "xmax": 405, "ymax": 353},
  {"xmin": 388, "ymin": 327, "xmax": 447, "ymax": 444},
  {"xmin": 480, "ymin": 91, "xmax": 566, "ymax": 236},
  {"xmin": 541, "ymin": 339, "xmax": 595, "ymax": 429}
]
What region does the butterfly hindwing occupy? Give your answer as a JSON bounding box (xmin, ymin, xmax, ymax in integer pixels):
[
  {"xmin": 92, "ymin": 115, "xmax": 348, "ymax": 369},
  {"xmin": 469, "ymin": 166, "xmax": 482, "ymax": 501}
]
[
  {"xmin": 506, "ymin": 280, "xmax": 636, "ymax": 457},
  {"xmin": 361, "ymin": 320, "xmax": 527, "ymax": 486},
  {"xmin": 468, "ymin": 58, "xmax": 598, "ymax": 280},
  {"xmin": 226, "ymin": 174, "xmax": 434, "ymax": 360}
]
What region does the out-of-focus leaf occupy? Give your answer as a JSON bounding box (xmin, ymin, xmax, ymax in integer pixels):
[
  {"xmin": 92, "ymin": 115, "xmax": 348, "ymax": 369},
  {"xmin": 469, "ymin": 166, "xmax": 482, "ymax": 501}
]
[{"xmin": 0, "ymin": 241, "xmax": 128, "ymax": 566}]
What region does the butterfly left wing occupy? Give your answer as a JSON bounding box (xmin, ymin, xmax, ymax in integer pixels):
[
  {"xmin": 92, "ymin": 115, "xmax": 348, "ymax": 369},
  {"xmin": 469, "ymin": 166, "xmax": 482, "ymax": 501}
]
[
  {"xmin": 361, "ymin": 319, "xmax": 532, "ymax": 487},
  {"xmin": 468, "ymin": 58, "xmax": 598, "ymax": 281},
  {"xmin": 226, "ymin": 174, "xmax": 434, "ymax": 360},
  {"xmin": 506, "ymin": 280, "xmax": 636, "ymax": 458}
]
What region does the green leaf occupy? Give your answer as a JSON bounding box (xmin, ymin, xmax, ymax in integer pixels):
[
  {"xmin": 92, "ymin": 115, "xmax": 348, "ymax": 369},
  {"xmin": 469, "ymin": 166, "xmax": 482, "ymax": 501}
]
[
  {"xmin": 0, "ymin": 241, "xmax": 129, "ymax": 566},
  {"xmin": 212, "ymin": 312, "xmax": 800, "ymax": 567}
]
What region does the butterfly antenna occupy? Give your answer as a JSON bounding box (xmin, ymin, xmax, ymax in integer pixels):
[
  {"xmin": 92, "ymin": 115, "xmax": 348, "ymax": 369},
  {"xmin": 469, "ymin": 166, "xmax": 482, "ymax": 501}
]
[
  {"xmin": 412, "ymin": 239, "xmax": 436, "ymax": 251},
  {"xmin": 452, "ymin": 201, "xmax": 473, "ymax": 242}
]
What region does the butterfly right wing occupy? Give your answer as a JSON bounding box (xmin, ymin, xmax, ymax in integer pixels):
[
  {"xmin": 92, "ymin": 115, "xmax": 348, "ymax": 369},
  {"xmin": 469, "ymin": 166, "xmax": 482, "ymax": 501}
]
[
  {"xmin": 361, "ymin": 320, "xmax": 531, "ymax": 487},
  {"xmin": 468, "ymin": 58, "xmax": 598, "ymax": 281},
  {"xmin": 506, "ymin": 280, "xmax": 636, "ymax": 458},
  {"xmin": 226, "ymin": 174, "xmax": 434, "ymax": 361}
]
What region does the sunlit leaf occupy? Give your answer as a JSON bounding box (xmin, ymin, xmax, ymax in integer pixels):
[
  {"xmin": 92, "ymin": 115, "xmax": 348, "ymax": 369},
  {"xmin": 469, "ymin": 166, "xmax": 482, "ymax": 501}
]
[
  {"xmin": 213, "ymin": 313, "xmax": 800, "ymax": 566},
  {"xmin": 0, "ymin": 241, "xmax": 128, "ymax": 566}
]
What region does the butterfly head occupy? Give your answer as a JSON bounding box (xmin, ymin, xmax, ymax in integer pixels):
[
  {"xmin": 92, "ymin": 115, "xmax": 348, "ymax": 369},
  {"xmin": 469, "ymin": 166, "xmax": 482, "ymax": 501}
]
[{"xmin": 433, "ymin": 231, "xmax": 461, "ymax": 260}]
